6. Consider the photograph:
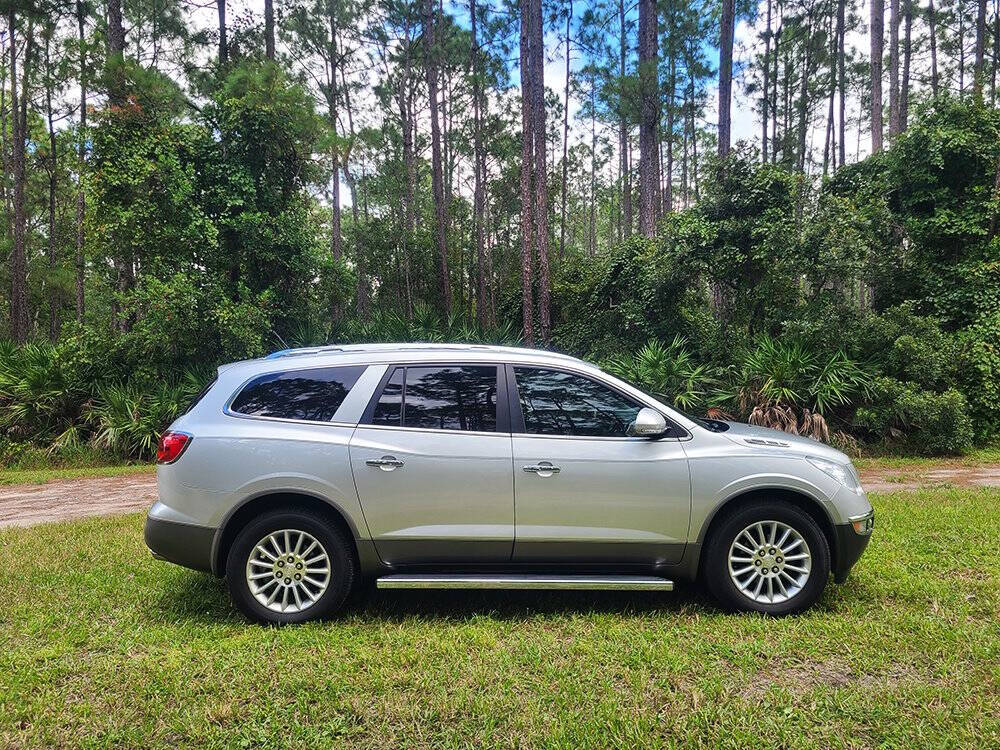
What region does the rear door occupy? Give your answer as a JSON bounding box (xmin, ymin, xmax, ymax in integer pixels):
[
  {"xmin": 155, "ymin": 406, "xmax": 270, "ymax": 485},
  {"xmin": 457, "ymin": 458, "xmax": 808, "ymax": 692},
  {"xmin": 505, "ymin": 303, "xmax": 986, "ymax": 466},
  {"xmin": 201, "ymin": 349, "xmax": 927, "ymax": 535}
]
[
  {"xmin": 508, "ymin": 365, "xmax": 691, "ymax": 565},
  {"xmin": 349, "ymin": 363, "xmax": 514, "ymax": 565}
]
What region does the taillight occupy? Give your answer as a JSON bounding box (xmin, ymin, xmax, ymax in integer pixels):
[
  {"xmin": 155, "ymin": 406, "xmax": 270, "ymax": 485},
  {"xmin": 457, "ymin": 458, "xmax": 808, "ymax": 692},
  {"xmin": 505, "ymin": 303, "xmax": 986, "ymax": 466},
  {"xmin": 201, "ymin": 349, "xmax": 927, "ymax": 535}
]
[{"xmin": 156, "ymin": 431, "xmax": 192, "ymax": 464}]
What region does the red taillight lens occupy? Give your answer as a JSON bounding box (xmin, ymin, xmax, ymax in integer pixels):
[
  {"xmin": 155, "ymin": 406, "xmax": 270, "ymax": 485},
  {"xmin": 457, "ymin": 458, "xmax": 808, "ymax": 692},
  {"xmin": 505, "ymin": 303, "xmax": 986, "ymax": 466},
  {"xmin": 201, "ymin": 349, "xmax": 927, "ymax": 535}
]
[{"xmin": 156, "ymin": 431, "xmax": 192, "ymax": 464}]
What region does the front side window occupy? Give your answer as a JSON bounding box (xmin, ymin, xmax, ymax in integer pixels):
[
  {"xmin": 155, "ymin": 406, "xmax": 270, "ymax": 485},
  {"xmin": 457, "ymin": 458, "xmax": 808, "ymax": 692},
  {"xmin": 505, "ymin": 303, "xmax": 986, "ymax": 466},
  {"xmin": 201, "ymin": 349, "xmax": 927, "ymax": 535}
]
[
  {"xmin": 369, "ymin": 365, "xmax": 498, "ymax": 432},
  {"xmin": 229, "ymin": 366, "xmax": 365, "ymax": 422},
  {"xmin": 514, "ymin": 367, "xmax": 644, "ymax": 437}
]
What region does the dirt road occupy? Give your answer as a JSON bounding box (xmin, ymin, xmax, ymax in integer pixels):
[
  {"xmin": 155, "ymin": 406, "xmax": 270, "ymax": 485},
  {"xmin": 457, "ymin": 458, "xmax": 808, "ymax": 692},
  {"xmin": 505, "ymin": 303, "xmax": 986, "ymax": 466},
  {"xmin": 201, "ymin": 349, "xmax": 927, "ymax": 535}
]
[{"xmin": 2, "ymin": 462, "xmax": 999, "ymax": 529}]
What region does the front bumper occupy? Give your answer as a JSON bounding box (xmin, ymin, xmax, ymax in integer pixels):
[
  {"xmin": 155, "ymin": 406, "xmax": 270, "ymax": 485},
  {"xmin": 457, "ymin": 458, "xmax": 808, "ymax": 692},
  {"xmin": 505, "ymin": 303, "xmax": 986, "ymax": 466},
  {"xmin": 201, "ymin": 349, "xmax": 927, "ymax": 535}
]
[
  {"xmin": 144, "ymin": 514, "xmax": 215, "ymax": 573},
  {"xmin": 832, "ymin": 511, "xmax": 874, "ymax": 583}
]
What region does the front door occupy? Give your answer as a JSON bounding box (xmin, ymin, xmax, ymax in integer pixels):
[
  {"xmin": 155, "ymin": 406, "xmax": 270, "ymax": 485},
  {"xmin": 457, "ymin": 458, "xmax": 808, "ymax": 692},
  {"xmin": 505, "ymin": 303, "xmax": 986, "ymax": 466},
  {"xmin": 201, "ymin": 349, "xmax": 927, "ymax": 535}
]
[
  {"xmin": 350, "ymin": 364, "xmax": 514, "ymax": 565},
  {"xmin": 508, "ymin": 365, "xmax": 691, "ymax": 565}
]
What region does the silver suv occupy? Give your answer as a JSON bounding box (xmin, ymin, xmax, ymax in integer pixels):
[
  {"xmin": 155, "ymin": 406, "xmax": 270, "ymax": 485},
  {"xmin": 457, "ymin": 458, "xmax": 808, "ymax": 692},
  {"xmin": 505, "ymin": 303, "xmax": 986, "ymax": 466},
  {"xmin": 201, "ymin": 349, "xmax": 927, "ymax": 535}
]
[{"xmin": 146, "ymin": 343, "xmax": 873, "ymax": 623}]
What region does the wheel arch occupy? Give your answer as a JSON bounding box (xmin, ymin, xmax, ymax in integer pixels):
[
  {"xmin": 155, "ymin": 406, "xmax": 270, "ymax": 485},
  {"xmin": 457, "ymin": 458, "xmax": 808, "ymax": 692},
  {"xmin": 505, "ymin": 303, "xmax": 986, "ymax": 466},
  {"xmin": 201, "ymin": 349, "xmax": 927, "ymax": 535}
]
[
  {"xmin": 211, "ymin": 490, "xmax": 359, "ymax": 576},
  {"xmin": 693, "ymin": 487, "xmax": 837, "ymax": 581}
]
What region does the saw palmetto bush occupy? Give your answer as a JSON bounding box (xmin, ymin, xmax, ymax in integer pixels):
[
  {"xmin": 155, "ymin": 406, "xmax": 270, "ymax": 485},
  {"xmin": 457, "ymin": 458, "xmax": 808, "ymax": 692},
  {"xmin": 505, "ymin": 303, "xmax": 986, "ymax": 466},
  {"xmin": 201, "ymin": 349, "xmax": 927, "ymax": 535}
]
[
  {"xmin": 722, "ymin": 337, "xmax": 873, "ymax": 442},
  {"xmin": 603, "ymin": 337, "xmax": 720, "ymax": 412},
  {"xmin": 340, "ymin": 304, "xmax": 521, "ymax": 346},
  {"xmin": 0, "ymin": 340, "xmax": 95, "ymax": 452}
]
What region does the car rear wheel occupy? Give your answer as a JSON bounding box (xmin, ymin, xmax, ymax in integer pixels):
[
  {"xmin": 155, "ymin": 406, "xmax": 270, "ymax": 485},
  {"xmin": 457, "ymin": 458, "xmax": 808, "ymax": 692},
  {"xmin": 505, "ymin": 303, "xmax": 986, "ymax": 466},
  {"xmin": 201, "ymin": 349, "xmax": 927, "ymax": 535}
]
[
  {"xmin": 703, "ymin": 501, "xmax": 830, "ymax": 616},
  {"xmin": 226, "ymin": 509, "xmax": 356, "ymax": 624}
]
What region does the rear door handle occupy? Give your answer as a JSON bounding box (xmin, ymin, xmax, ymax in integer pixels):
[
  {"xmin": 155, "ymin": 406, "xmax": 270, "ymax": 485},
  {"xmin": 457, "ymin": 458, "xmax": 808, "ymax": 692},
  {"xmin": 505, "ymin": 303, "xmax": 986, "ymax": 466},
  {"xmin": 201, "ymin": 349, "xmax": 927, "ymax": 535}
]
[
  {"xmin": 366, "ymin": 456, "xmax": 404, "ymax": 471},
  {"xmin": 523, "ymin": 462, "xmax": 560, "ymax": 475}
]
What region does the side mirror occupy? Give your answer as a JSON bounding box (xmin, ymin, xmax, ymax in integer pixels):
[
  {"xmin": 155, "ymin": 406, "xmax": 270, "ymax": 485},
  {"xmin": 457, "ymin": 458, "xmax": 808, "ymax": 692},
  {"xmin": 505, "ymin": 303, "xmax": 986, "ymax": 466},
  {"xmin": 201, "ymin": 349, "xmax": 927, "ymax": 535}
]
[{"xmin": 627, "ymin": 407, "xmax": 667, "ymax": 438}]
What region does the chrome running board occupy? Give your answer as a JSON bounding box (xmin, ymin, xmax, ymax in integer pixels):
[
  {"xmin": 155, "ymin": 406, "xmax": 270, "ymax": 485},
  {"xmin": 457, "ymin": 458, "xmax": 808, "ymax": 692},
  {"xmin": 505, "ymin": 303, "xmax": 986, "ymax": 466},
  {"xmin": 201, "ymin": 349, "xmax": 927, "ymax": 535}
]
[{"xmin": 376, "ymin": 574, "xmax": 673, "ymax": 591}]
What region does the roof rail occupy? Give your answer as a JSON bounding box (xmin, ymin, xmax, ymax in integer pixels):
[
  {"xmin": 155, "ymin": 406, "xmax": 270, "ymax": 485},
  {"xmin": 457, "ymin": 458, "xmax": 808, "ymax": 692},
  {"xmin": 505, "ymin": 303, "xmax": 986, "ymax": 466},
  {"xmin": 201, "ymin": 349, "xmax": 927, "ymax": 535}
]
[{"xmin": 262, "ymin": 342, "xmax": 584, "ymax": 362}]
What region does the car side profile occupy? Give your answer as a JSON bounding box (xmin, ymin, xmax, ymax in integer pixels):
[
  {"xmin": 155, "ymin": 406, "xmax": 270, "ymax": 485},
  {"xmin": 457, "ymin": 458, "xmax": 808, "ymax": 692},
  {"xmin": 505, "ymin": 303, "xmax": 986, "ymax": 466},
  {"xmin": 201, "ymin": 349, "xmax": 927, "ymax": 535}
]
[{"xmin": 145, "ymin": 343, "xmax": 874, "ymax": 624}]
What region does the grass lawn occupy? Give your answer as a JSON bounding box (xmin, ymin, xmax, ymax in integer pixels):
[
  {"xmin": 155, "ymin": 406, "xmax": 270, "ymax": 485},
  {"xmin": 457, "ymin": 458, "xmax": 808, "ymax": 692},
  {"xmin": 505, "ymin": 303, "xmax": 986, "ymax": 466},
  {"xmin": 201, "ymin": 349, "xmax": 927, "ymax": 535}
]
[
  {"xmin": 0, "ymin": 463, "xmax": 155, "ymax": 486},
  {"xmin": 1, "ymin": 489, "xmax": 998, "ymax": 748}
]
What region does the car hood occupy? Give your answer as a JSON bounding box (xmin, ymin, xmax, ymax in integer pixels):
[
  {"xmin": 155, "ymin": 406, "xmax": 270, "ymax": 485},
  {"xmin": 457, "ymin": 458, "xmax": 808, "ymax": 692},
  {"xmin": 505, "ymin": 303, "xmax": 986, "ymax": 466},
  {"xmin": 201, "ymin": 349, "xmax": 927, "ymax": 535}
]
[{"xmin": 719, "ymin": 421, "xmax": 851, "ymax": 463}]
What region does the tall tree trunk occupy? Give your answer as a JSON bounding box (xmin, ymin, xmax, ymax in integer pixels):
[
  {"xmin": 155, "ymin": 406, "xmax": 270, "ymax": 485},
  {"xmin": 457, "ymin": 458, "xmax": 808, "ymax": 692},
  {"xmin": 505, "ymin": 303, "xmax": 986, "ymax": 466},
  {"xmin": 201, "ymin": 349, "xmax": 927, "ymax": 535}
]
[
  {"xmin": 619, "ymin": 0, "xmax": 632, "ymax": 238},
  {"xmin": 107, "ymin": 0, "xmax": 125, "ymax": 106},
  {"xmin": 519, "ymin": 0, "xmax": 534, "ymax": 344},
  {"xmin": 8, "ymin": 12, "xmax": 32, "ymax": 343},
  {"xmin": 959, "ymin": 6, "xmax": 965, "ymax": 92},
  {"xmin": 889, "ymin": 0, "xmax": 900, "ymax": 137},
  {"xmin": 762, "ymin": 0, "xmax": 772, "ymax": 162},
  {"xmin": 589, "ymin": 79, "xmax": 597, "ymax": 254},
  {"xmin": 559, "ymin": 2, "xmax": 571, "ymax": 260},
  {"xmin": 901, "ymin": 0, "xmax": 912, "ymax": 128},
  {"xmin": 772, "ymin": 23, "xmax": 781, "ymax": 163},
  {"xmin": 423, "ymin": 0, "xmax": 451, "ymax": 315},
  {"xmin": 638, "ymin": 0, "xmax": 659, "ymax": 236},
  {"xmin": 837, "ymin": 0, "xmax": 846, "ymax": 167},
  {"xmin": 529, "ymin": 0, "xmax": 550, "ymax": 341},
  {"xmin": 718, "ymin": 0, "xmax": 734, "ymax": 157},
  {"xmin": 665, "ymin": 47, "xmax": 675, "ymax": 212},
  {"xmin": 399, "ymin": 12, "xmax": 415, "ymax": 317},
  {"xmin": 974, "ymin": 0, "xmax": 986, "ymax": 97},
  {"xmin": 265, "ymin": 0, "xmax": 275, "ymax": 59},
  {"xmin": 327, "ymin": 1, "xmax": 343, "ymax": 324},
  {"xmin": 928, "ymin": 0, "xmax": 939, "ymax": 96},
  {"xmin": 871, "ymin": 0, "xmax": 884, "ymax": 152},
  {"xmin": 823, "ymin": 11, "xmax": 836, "ymax": 177},
  {"xmin": 471, "ymin": 0, "xmax": 492, "ymax": 327},
  {"xmin": 76, "ymin": 0, "xmax": 88, "ymax": 322},
  {"xmin": 340, "ymin": 66, "xmax": 368, "ymax": 321},
  {"xmin": 45, "ymin": 33, "xmax": 59, "ymax": 341},
  {"xmin": 217, "ymin": 0, "xmax": 228, "ymax": 63},
  {"xmin": 796, "ymin": 26, "xmax": 811, "ymax": 172}
]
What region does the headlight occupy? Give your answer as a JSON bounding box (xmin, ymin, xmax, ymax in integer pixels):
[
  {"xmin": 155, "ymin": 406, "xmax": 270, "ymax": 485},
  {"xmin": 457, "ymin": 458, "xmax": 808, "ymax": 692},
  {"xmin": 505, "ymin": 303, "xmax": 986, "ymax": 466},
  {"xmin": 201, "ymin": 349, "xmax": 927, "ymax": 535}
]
[{"xmin": 806, "ymin": 457, "xmax": 860, "ymax": 491}]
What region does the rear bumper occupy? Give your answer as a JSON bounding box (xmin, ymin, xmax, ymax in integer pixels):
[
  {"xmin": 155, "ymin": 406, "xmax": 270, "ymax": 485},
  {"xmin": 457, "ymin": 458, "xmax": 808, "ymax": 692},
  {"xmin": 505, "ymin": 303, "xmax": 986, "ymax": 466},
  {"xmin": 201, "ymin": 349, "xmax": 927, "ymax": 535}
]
[
  {"xmin": 832, "ymin": 514, "xmax": 873, "ymax": 583},
  {"xmin": 144, "ymin": 514, "xmax": 215, "ymax": 573}
]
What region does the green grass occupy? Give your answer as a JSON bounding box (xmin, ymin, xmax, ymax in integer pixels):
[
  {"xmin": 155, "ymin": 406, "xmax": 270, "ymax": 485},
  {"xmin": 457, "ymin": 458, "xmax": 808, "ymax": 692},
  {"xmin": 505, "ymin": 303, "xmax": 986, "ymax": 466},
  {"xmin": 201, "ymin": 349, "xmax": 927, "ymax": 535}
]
[
  {"xmin": 855, "ymin": 442, "xmax": 1000, "ymax": 472},
  {"xmin": 2, "ymin": 489, "xmax": 999, "ymax": 748},
  {"xmin": 0, "ymin": 463, "xmax": 154, "ymax": 486}
]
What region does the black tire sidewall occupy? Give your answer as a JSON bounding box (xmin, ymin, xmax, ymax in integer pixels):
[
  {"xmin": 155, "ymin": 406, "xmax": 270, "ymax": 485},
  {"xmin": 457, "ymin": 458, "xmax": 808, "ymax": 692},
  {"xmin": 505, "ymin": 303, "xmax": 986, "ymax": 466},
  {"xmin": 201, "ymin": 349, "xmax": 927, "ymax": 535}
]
[
  {"xmin": 225, "ymin": 509, "xmax": 356, "ymax": 625},
  {"xmin": 704, "ymin": 502, "xmax": 831, "ymax": 616}
]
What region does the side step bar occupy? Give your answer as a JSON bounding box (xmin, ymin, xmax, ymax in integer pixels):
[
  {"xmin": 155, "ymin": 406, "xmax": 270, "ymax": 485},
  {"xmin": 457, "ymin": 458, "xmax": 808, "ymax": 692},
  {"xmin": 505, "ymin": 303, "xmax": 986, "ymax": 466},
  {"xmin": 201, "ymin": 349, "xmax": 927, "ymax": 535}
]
[{"xmin": 376, "ymin": 574, "xmax": 673, "ymax": 591}]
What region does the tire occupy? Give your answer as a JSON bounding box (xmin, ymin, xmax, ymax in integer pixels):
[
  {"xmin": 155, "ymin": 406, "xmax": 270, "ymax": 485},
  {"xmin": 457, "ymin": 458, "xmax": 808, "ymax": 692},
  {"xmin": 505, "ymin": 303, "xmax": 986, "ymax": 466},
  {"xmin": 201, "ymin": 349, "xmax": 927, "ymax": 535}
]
[
  {"xmin": 703, "ymin": 501, "xmax": 830, "ymax": 616},
  {"xmin": 225, "ymin": 508, "xmax": 357, "ymax": 625}
]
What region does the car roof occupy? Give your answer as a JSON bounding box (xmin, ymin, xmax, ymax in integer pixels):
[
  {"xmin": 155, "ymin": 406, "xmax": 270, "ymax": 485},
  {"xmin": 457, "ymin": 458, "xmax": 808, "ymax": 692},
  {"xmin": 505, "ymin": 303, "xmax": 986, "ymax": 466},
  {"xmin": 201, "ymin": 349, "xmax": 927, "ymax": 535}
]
[{"xmin": 218, "ymin": 342, "xmax": 595, "ymax": 376}]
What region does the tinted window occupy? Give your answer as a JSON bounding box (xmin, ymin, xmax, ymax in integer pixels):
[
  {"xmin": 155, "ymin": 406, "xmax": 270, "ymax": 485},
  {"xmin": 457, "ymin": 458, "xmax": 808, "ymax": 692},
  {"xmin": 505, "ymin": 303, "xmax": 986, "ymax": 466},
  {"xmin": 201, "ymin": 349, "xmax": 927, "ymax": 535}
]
[
  {"xmin": 230, "ymin": 366, "xmax": 365, "ymax": 422},
  {"xmin": 369, "ymin": 365, "xmax": 499, "ymax": 432},
  {"xmin": 514, "ymin": 367, "xmax": 643, "ymax": 437},
  {"xmin": 371, "ymin": 367, "xmax": 404, "ymax": 426}
]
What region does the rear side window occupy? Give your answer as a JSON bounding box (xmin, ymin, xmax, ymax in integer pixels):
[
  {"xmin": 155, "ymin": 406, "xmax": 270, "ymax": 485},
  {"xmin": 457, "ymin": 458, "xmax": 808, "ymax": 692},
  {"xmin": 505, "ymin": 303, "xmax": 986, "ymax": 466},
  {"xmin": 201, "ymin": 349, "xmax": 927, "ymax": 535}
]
[
  {"xmin": 230, "ymin": 366, "xmax": 365, "ymax": 422},
  {"xmin": 369, "ymin": 365, "xmax": 498, "ymax": 432}
]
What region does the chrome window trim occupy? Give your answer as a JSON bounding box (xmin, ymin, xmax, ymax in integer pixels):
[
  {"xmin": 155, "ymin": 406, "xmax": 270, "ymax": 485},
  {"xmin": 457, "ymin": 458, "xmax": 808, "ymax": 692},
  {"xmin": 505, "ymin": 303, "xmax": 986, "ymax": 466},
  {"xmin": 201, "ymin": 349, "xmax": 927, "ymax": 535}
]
[
  {"xmin": 353, "ymin": 423, "xmax": 511, "ymax": 439},
  {"xmin": 222, "ymin": 363, "xmax": 370, "ymax": 426}
]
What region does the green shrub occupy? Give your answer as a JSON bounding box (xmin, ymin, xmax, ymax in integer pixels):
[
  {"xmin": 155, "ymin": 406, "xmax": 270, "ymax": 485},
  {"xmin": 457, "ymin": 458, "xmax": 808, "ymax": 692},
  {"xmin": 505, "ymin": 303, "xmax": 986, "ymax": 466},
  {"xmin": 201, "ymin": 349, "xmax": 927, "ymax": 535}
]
[
  {"xmin": 955, "ymin": 313, "xmax": 1000, "ymax": 440},
  {"xmin": 603, "ymin": 337, "xmax": 720, "ymax": 411},
  {"xmin": 854, "ymin": 377, "xmax": 974, "ymax": 455}
]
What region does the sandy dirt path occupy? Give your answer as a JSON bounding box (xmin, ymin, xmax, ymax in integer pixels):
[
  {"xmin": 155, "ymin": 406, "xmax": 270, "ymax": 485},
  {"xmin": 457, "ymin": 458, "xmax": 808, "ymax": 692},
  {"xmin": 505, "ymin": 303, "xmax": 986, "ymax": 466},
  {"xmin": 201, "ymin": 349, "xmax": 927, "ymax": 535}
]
[
  {"xmin": 0, "ymin": 474, "xmax": 156, "ymax": 529},
  {"xmin": 2, "ymin": 463, "xmax": 999, "ymax": 529}
]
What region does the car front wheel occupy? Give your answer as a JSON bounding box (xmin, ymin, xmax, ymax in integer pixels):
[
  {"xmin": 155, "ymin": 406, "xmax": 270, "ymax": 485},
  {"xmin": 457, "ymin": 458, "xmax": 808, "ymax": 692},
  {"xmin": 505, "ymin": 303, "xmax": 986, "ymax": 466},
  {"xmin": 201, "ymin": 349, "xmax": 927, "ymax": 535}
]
[
  {"xmin": 703, "ymin": 501, "xmax": 831, "ymax": 616},
  {"xmin": 225, "ymin": 509, "xmax": 356, "ymax": 624}
]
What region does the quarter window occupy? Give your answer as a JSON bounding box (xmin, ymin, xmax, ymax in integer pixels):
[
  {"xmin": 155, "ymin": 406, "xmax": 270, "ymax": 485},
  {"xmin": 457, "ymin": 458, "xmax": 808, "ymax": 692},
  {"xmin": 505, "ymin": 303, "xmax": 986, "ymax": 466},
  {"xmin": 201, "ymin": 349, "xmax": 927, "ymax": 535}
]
[
  {"xmin": 369, "ymin": 365, "xmax": 499, "ymax": 432},
  {"xmin": 229, "ymin": 366, "xmax": 365, "ymax": 422},
  {"xmin": 514, "ymin": 367, "xmax": 644, "ymax": 437}
]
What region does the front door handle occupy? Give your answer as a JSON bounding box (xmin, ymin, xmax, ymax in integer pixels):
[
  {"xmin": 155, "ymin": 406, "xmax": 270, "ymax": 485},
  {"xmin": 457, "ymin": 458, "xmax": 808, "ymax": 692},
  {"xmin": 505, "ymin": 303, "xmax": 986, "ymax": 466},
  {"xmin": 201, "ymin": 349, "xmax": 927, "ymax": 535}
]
[
  {"xmin": 523, "ymin": 462, "xmax": 560, "ymax": 476},
  {"xmin": 366, "ymin": 456, "xmax": 404, "ymax": 471}
]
